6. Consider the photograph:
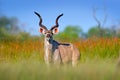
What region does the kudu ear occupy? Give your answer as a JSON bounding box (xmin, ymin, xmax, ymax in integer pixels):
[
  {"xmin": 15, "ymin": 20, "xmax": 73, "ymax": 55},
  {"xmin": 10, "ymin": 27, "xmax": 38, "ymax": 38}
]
[
  {"xmin": 52, "ymin": 27, "xmax": 59, "ymax": 34},
  {"xmin": 39, "ymin": 27, "xmax": 46, "ymax": 34}
]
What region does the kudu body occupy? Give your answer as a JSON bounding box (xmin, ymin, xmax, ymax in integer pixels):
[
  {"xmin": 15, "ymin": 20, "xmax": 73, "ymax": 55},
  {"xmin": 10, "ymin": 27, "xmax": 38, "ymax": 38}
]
[{"xmin": 34, "ymin": 12, "xmax": 80, "ymax": 66}]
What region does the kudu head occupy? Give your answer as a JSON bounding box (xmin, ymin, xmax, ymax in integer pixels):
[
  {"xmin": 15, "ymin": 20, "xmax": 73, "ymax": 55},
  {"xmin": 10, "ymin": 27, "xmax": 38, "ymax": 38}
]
[{"xmin": 34, "ymin": 12, "xmax": 63, "ymax": 42}]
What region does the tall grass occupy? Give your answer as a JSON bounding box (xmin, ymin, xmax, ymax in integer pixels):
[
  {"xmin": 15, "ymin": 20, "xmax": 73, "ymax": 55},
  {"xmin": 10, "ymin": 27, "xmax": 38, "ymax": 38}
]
[
  {"xmin": 0, "ymin": 38, "xmax": 120, "ymax": 80},
  {"xmin": 75, "ymin": 38, "xmax": 120, "ymax": 61},
  {"xmin": 0, "ymin": 60, "xmax": 119, "ymax": 80},
  {"xmin": 0, "ymin": 39, "xmax": 44, "ymax": 62}
]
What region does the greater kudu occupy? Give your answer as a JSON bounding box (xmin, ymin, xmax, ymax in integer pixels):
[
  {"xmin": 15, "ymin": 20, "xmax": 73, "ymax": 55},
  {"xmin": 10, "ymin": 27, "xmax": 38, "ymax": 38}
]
[{"xmin": 34, "ymin": 12, "xmax": 80, "ymax": 66}]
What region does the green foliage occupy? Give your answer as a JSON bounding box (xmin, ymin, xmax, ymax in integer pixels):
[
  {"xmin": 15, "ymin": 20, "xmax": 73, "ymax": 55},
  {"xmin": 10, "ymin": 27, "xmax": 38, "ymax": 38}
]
[
  {"xmin": 87, "ymin": 26, "xmax": 118, "ymax": 38},
  {"xmin": 0, "ymin": 16, "xmax": 20, "ymax": 33},
  {"xmin": 0, "ymin": 16, "xmax": 33, "ymax": 41},
  {"xmin": 103, "ymin": 28, "xmax": 115, "ymax": 37},
  {"xmin": 0, "ymin": 16, "xmax": 21, "ymax": 40},
  {"xmin": 55, "ymin": 26, "xmax": 82, "ymax": 42},
  {"xmin": 0, "ymin": 16, "xmax": 10, "ymax": 29},
  {"xmin": 18, "ymin": 32, "xmax": 31, "ymax": 41},
  {"xmin": 87, "ymin": 27, "xmax": 100, "ymax": 37}
]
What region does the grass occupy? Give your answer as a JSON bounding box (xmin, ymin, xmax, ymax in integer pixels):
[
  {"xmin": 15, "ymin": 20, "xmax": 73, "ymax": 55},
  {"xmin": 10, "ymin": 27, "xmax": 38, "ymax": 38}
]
[
  {"xmin": 0, "ymin": 60, "xmax": 119, "ymax": 80},
  {"xmin": 0, "ymin": 38, "xmax": 120, "ymax": 80}
]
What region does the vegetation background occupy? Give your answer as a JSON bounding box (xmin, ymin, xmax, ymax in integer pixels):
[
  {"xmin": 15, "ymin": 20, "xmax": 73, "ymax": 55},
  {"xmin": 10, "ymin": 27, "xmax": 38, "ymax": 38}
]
[{"xmin": 1, "ymin": 0, "xmax": 120, "ymax": 80}]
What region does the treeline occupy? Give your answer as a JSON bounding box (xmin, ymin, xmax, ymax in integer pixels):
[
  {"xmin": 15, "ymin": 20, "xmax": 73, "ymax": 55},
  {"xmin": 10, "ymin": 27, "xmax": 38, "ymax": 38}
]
[
  {"xmin": 0, "ymin": 16, "xmax": 38, "ymax": 41},
  {"xmin": 0, "ymin": 16, "xmax": 120, "ymax": 42}
]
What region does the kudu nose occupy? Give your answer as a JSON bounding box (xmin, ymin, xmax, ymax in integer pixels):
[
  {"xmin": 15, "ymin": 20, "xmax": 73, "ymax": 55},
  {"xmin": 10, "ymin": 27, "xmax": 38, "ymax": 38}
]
[{"xmin": 46, "ymin": 34, "xmax": 51, "ymax": 38}]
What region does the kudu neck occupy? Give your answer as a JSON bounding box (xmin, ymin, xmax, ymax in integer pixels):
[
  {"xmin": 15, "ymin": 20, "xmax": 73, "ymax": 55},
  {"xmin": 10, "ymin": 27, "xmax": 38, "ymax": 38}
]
[{"xmin": 44, "ymin": 37, "xmax": 53, "ymax": 45}]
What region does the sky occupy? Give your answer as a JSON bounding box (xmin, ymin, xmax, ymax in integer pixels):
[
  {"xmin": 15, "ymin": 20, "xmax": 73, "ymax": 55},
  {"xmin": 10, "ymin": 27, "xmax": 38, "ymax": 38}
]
[{"xmin": 0, "ymin": 0, "xmax": 120, "ymax": 35}]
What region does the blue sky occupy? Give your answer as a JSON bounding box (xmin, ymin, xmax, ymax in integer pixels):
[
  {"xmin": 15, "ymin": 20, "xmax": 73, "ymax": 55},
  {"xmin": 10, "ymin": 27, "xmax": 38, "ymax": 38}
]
[{"xmin": 0, "ymin": 0, "xmax": 120, "ymax": 35}]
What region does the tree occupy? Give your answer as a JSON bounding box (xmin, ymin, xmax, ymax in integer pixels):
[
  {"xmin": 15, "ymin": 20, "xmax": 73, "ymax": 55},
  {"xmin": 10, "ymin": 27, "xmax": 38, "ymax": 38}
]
[
  {"xmin": 92, "ymin": 6, "xmax": 108, "ymax": 37},
  {"xmin": 87, "ymin": 26, "xmax": 116, "ymax": 38},
  {"xmin": 55, "ymin": 26, "xmax": 82, "ymax": 41},
  {"xmin": 87, "ymin": 27, "xmax": 100, "ymax": 37},
  {"xmin": 0, "ymin": 16, "xmax": 21, "ymax": 39}
]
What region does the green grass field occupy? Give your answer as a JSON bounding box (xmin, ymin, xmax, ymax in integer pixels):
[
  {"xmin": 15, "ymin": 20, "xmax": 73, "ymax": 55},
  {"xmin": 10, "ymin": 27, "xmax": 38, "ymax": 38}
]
[{"xmin": 0, "ymin": 38, "xmax": 120, "ymax": 80}]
